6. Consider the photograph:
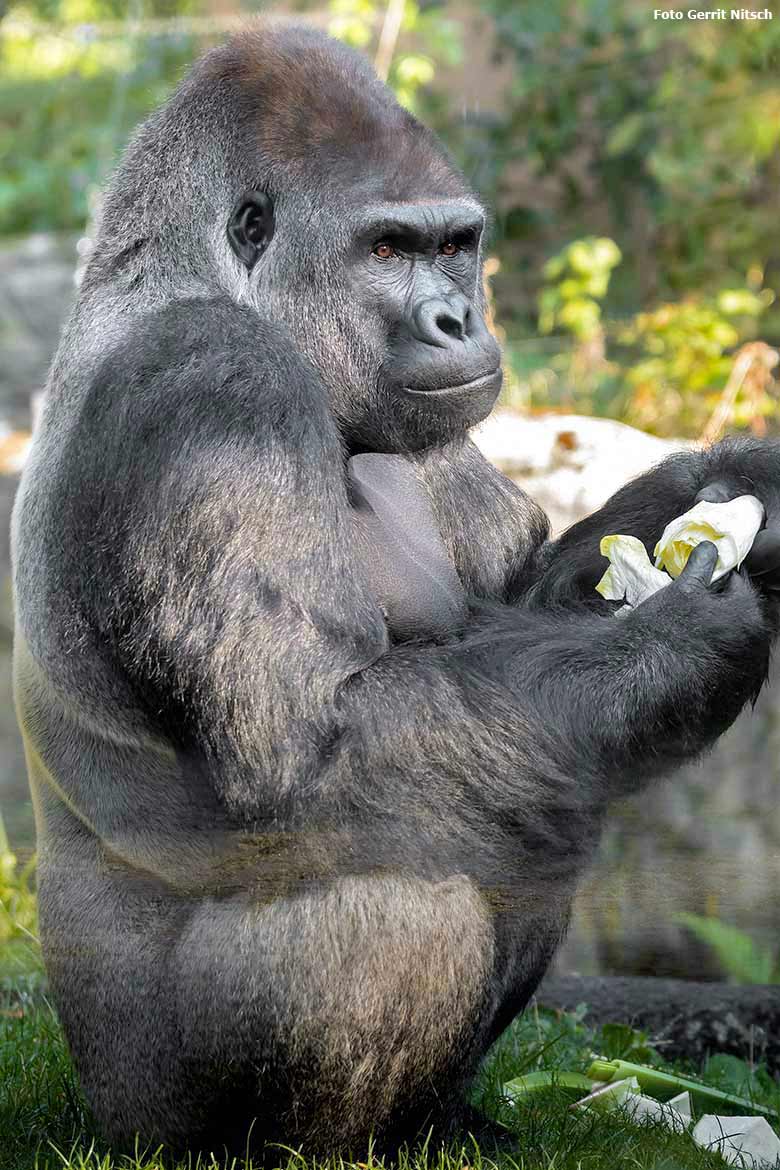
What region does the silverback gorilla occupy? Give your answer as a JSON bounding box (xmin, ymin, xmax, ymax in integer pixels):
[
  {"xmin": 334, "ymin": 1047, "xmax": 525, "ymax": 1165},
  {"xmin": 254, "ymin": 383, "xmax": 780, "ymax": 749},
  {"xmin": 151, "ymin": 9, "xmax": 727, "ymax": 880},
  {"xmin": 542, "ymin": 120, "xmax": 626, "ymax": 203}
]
[{"xmin": 11, "ymin": 21, "xmax": 780, "ymax": 1161}]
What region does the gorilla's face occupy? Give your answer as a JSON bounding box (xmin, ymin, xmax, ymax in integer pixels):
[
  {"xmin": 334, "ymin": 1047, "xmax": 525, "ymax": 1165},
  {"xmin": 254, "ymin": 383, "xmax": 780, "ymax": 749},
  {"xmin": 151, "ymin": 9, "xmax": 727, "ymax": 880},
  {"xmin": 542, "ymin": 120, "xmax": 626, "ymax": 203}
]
[
  {"xmin": 229, "ymin": 190, "xmax": 502, "ymax": 454},
  {"xmin": 347, "ymin": 198, "xmax": 503, "ymax": 451}
]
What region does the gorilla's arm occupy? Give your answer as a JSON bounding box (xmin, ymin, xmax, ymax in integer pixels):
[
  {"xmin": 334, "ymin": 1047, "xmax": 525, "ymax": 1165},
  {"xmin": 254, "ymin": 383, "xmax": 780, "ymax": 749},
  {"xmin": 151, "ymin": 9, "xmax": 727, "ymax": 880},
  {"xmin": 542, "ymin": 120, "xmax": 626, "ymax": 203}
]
[
  {"xmin": 45, "ymin": 302, "xmax": 772, "ymax": 888},
  {"xmin": 415, "ymin": 435, "xmax": 780, "ymax": 610},
  {"xmin": 530, "ymin": 440, "xmax": 780, "ymax": 608}
]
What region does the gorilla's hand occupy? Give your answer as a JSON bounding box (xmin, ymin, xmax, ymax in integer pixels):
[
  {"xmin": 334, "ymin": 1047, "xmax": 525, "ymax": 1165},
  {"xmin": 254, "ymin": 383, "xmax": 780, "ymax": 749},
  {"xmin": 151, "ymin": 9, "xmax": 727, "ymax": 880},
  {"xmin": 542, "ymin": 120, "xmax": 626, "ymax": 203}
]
[
  {"xmin": 695, "ymin": 480, "xmax": 780, "ymax": 593},
  {"xmin": 636, "ymin": 539, "xmax": 771, "ymax": 723},
  {"xmin": 347, "ymin": 454, "xmax": 468, "ymax": 642}
]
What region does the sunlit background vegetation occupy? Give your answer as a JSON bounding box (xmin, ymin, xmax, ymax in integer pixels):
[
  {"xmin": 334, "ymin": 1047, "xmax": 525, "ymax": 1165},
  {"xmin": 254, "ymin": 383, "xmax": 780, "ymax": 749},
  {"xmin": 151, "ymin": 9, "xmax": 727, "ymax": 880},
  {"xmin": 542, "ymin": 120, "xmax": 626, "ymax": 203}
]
[{"xmin": 2, "ymin": 0, "xmax": 780, "ymax": 439}]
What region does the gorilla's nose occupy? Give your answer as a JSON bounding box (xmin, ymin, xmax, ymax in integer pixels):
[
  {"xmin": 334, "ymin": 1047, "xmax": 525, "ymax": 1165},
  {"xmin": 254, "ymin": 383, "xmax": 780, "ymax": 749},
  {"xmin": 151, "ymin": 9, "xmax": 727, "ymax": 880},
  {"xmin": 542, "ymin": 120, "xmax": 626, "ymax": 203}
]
[{"xmin": 411, "ymin": 295, "xmax": 472, "ymax": 348}]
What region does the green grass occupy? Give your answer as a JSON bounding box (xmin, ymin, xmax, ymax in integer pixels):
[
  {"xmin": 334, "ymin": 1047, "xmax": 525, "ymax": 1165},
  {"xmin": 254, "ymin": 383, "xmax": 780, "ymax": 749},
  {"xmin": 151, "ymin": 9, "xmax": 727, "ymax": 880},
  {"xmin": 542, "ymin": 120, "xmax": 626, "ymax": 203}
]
[{"xmin": 3, "ymin": 969, "xmax": 780, "ymax": 1170}]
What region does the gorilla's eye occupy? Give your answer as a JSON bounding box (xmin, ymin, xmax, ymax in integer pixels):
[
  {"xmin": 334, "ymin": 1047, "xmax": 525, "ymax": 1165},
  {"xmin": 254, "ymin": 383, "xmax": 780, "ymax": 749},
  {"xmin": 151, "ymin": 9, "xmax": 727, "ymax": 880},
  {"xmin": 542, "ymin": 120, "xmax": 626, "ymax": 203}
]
[
  {"xmin": 440, "ymin": 241, "xmax": 459, "ymax": 257},
  {"xmin": 372, "ymin": 242, "xmax": 397, "ymax": 261}
]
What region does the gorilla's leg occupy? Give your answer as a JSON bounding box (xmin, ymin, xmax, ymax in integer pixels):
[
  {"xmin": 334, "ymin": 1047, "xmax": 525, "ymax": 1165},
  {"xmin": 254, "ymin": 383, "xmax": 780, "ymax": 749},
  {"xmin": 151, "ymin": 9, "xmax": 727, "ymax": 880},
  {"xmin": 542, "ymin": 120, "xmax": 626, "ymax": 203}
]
[
  {"xmin": 172, "ymin": 873, "xmax": 497, "ymax": 1155},
  {"xmin": 43, "ymin": 840, "xmax": 500, "ymax": 1157},
  {"xmin": 38, "ymin": 832, "xmax": 197, "ymax": 1152}
]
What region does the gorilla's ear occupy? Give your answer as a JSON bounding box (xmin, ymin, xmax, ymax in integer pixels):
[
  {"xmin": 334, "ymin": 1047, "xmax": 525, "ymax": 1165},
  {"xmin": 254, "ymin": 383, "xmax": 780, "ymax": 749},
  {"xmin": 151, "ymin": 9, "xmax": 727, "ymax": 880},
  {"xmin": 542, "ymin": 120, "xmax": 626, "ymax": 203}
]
[{"xmin": 228, "ymin": 191, "xmax": 275, "ymax": 270}]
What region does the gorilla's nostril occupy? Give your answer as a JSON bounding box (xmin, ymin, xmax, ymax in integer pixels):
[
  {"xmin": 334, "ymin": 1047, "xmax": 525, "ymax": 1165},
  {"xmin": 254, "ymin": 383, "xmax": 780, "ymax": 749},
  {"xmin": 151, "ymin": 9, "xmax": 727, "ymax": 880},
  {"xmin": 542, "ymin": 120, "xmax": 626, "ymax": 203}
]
[
  {"xmin": 411, "ymin": 296, "xmax": 472, "ymax": 347},
  {"xmin": 435, "ymin": 311, "xmax": 465, "ymax": 340}
]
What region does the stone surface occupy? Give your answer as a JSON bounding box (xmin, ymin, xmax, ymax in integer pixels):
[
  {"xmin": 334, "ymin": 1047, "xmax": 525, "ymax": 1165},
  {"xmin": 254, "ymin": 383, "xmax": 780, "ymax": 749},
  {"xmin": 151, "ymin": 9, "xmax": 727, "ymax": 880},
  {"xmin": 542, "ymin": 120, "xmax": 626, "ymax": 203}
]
[
  {"xmin": 472, "ymin": 410, "xmax": 691, "ymax": 535},
  {"xmin": 0, "ymin": 234, "xmax": 78, "ymax": 428},
  {"xmin": 539, "ymin": 975, "xmax": 780, "ymax": 1072}
]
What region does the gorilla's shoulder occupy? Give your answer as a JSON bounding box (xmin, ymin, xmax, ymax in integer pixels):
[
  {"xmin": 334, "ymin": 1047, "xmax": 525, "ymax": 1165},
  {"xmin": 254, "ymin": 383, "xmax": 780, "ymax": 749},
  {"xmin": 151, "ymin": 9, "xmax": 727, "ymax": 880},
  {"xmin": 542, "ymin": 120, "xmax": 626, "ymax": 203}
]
[
  {"xmin": 78, "ymin": 295, "xmax": 317, "ymax": 414},
  {"xmin": 109, "ymin": 296, "xmax": 291, "ymax": 373}
]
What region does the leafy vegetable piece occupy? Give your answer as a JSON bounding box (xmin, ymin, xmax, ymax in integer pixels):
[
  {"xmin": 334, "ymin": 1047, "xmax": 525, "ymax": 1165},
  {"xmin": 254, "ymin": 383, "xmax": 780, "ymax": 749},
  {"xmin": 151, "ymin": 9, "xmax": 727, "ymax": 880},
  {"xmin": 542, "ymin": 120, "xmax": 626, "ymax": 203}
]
[
  {"xmin": 586, "ymin": 1058, "xmax": 778, "ymax": 1119},
  {"xmin": 654, "ymin": 495, "xmax": 764, "ymax": 580},
  {"xmin": 594, "ymin": 1021, "xmax": 654, "ymax": 1064},
  {"xmin": 504, "ymin": 1070, "xmax": 594, "ymax": 1101},
  {"xmin": 595, "ymin": 535, "xmax": 670, "ymax": 605}
]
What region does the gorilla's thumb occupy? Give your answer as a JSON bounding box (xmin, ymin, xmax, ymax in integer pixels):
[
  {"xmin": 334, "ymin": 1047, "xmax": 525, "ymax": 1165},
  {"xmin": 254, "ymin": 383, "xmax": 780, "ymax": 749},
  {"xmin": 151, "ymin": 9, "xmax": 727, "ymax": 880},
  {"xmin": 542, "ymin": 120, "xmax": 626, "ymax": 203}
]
[{"xmin": 677, "ymin": 540, "xmax": 718, "ymax": 592}]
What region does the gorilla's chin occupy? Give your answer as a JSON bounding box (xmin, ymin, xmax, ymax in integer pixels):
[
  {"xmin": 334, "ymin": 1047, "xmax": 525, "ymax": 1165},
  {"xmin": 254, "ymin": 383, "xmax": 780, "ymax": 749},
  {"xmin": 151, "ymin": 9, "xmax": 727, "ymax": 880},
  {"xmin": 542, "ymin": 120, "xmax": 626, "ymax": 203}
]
[
  {"xmin": 350, "ymin": 371, "xmax": 501, "ymax": 454},
  {"xmin": 401, "ymin": 366, "xmax": 502, "ymax": 438},
  {"xmin": 334, "ymin": 366, "xmax": 502, "ymax": 455}
]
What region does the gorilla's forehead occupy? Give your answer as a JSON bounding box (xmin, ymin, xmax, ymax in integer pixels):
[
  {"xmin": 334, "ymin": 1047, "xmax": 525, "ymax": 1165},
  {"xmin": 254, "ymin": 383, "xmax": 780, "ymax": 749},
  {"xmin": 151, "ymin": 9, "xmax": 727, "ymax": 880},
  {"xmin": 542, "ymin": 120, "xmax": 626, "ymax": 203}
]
[{"xmin": 300, "ymin": 157, "xmax": 473, "ymax": 207}]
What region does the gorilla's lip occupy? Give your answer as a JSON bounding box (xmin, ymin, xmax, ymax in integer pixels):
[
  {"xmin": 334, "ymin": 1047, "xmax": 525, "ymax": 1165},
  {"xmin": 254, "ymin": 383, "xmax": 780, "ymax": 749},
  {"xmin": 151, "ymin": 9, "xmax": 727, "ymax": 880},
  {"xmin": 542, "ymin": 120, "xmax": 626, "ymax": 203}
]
[{"xmin": 402, "ymin": 368, "xmax": 502, "ymax": 398}]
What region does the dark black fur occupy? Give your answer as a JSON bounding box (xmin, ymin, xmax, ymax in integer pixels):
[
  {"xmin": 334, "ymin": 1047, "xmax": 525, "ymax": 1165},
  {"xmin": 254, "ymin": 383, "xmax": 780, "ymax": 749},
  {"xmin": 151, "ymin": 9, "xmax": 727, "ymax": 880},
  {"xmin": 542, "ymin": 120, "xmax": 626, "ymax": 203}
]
[{"xmin": 11, "ymin": 22, "xmax": 780, "ymax": 1160}]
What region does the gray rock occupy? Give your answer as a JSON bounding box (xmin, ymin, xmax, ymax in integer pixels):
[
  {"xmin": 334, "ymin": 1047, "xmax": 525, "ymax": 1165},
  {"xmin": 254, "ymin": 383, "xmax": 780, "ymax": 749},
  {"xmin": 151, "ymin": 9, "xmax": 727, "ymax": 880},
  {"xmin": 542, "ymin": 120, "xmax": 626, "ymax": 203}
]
[
  {"xmin": 539, "ymin": 974, "xmax": 780, "ymax": 1072},
  {"xmin": 0, "ymin": 234, "xmax": 78, "ymax": 427}
]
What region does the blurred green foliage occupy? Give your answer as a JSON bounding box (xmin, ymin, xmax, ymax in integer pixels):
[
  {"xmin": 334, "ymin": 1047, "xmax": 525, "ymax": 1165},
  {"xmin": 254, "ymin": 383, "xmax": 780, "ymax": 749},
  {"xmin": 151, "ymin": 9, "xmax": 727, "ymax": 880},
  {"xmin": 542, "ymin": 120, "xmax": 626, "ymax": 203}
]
[
  {"xmin": 0, "ymin": 810, "xmax": 39, "ymax": 982},
  {"xmin": 327, "ymin": 0, "xmax": 460, "ymax": 111},
  {"xmin": 527, "ymin": 236, "xmax": 778, "ymax": 437},
  {"xmin": 539, "ymin": 238, "xmax": 622, "ymax": 342},
  {"xmin": 676, "ymin": 912, "xmax": 779, "ymax": 985},
  {"xmin": 472, "ymin": 0, "xmax": 780, "ymax": 330},
  {"xmin": 618, "ymin": 291, "xmax": 776, "ymax": 436},
  {"xmin": 0, "ymin": 0, "xmax": 204, "ymax": 234},
  {"xmin": 2, "ymin": 0, "xmax": 780, "ymax": 438}
]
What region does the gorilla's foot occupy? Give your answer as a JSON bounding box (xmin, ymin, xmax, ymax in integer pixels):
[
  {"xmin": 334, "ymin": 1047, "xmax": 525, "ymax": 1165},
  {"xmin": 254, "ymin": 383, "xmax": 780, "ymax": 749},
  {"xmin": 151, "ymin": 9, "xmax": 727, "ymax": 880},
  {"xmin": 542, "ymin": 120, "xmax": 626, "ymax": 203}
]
[
  {"xmin": 449, "ymin": 1103, "xmax": 519, "ymax": 1159},
  {"xmin": 395, "ymin": 1102, "xmax": 518, "ymax": 1163}
]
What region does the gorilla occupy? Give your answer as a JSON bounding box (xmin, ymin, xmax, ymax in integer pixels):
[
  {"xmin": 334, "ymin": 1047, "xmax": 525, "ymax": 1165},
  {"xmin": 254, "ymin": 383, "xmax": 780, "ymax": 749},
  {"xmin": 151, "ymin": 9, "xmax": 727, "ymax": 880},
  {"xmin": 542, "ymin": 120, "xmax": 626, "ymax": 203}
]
[{"xmin": 11, "ymin": 20, "xmax": 780, "ymax": 1160}]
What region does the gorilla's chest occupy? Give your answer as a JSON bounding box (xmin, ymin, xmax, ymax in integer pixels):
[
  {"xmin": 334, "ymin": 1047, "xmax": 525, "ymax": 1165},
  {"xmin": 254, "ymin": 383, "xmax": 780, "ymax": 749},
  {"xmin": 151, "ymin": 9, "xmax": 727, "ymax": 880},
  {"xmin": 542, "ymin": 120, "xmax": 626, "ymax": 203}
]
[{"xmin": 347, "ymin": 453, "xmax": 467, "ymax": 643}]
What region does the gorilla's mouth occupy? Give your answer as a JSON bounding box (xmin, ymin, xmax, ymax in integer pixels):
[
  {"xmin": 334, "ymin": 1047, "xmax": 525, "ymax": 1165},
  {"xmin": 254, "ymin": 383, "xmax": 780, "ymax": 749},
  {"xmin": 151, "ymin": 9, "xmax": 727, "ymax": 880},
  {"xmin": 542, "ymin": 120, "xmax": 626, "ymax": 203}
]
[{"xmin": 402, "ymin": 368, "xmax": 502, "ymax": 399}]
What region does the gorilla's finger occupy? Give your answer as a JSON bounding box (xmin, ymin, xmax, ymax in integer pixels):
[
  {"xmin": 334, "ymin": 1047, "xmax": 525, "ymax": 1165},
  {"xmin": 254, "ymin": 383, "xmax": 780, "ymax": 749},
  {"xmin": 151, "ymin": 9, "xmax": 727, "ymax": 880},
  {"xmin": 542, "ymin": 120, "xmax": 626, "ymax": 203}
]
[
  {"xmin": 694, "ymin": 481, "xmax": 735, "ymax": 505},
  {"xmin": 744, "ymin": 527, "xmax": 780, "ymax": 581},
  {"xmin": 676, "ymin": 541, "xmax": 718, "ymax": 592}
]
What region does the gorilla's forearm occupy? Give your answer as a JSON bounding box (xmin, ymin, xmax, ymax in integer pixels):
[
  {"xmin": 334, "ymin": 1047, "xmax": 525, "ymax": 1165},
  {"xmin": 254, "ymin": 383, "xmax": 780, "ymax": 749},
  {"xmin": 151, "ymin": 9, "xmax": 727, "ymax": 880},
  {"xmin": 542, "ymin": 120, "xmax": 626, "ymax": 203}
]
[
  {"xmin": 55, "ymin": 587, "xmax": 763, "ymax": 890},
  {"xmin": 530, "ymin": 437, "xmax": 780, "ymax": 609},
  {"xmin": 332, "ymin": 578, "xmax": 768, "ymax": 830}
]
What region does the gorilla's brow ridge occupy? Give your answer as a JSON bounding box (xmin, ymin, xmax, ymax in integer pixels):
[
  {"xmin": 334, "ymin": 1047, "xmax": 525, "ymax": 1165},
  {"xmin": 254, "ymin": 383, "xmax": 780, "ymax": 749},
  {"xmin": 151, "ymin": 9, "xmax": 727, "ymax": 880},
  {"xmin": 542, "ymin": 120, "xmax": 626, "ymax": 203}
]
[{"xmin": 358, "ymin": 202, "xmax": 485, "ymax": 248}]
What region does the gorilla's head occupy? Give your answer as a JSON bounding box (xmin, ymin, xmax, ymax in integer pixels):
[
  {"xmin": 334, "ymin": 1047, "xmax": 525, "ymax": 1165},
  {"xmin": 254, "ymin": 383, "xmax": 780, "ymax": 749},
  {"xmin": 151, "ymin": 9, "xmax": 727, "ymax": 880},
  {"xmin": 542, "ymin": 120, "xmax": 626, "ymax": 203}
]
[{"xmin": 91, "ymin": 24, "xmax": 502, "ymax": 454}]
